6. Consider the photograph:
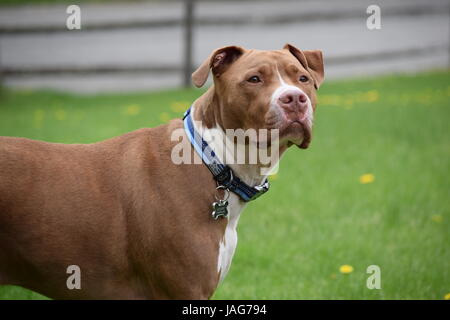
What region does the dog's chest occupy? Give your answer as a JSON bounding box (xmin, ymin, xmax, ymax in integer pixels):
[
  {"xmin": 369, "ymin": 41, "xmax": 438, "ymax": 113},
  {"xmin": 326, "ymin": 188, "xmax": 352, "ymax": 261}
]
[{"xmin": 217, "ymin": 195, "xmax": 245, "ymax": 283}]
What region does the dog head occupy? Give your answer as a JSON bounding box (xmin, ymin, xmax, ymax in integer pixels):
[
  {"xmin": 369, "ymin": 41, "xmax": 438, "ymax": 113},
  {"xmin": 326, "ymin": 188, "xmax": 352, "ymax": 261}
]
[{"xmin": 192, "ymin": 44, "xmax": 324, "ymax": 149}]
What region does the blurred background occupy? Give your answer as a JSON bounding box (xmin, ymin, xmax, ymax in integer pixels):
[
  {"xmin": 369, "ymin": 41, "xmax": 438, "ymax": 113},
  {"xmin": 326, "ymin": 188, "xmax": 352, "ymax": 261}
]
[
  {"xmin": 0, "ymin": 0, "xmax": 449, "ymax": 300},
  {"xmin": 0, "ymin": 0, "xmax": 449, "ymax": 93}
]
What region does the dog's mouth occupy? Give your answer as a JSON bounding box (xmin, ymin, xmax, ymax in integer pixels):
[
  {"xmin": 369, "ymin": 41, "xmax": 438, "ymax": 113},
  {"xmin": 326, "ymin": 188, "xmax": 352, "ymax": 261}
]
[
  {"xmin": 283, "ymin": 120, "xmax": 311, "ymax": 149},
  {"xmin": 264, "ymin": 109, "xmax": 313, "ymax": 149}
]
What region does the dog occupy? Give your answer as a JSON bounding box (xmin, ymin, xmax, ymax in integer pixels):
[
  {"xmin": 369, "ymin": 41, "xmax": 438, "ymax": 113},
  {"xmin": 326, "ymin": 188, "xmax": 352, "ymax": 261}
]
[{"xmin": 0, "ymin": 44, "xmax": 324, "ymax": 299}]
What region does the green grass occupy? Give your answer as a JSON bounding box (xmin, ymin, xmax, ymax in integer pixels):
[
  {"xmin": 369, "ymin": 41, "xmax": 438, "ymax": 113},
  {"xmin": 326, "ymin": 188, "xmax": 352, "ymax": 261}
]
[{"xmin": 0, "ymin": 70, "xmax": 449, "ymax": 300}]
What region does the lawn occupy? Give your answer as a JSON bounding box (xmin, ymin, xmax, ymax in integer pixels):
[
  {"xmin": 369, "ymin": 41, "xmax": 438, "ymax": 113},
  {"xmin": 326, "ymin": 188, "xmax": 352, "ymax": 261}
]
[{"xmin": 0, "ymin": 70, "xmax": 449, "ymax": 299}]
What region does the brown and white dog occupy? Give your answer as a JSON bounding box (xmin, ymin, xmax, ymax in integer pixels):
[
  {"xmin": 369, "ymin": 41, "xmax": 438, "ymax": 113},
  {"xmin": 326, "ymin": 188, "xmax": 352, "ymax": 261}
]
[{"xmin": 0, "ymin": 44, "xmax": 324, "ymax": 299}]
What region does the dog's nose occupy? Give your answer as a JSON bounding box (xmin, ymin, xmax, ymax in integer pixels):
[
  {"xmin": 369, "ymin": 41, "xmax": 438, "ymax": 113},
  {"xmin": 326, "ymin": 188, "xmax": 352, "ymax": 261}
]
[{"xmin": 278, "ymin": 90, "xmax": 308, "ymax": 112}]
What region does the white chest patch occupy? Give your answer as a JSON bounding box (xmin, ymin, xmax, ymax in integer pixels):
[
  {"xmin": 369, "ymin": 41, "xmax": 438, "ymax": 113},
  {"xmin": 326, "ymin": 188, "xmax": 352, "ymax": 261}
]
[
  {"xmin": 191, "ymin": 107, "xmax": 269, "ymax": 284},
  {"xmin": 217, "ymin": 195, "xmax": 245, "ymax": 283}
]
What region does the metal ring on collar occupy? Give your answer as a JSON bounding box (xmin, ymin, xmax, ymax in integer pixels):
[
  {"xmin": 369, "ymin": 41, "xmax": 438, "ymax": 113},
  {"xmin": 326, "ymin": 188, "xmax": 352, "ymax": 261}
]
[
  {"xmin": 215, "ymin": 167, "xmax": 233, "ymax": 187},
  {"xmin": 214, "ymin": 185, "xmax": 230, "ymax": 202}
]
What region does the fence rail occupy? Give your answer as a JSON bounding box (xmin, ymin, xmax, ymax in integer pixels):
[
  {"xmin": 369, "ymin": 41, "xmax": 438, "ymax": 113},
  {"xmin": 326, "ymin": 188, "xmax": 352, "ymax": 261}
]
[
  {"xmin": 0, "ymin": 0, "xmax": 449, "ymax": 90},
  {"xmin": 2, "ymin": 45, "xmax": 447, "ymax": 76},
  {"xmin": 0, "ymin": 4, "xmax": 445, "ymax": 35}
]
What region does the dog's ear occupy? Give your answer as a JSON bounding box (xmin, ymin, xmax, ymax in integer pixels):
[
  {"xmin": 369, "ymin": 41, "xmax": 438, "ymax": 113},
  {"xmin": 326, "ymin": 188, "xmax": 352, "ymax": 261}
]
[
  {"xmin": 192, "ymin": 46, "xmax": 245, "ymax": 88},
  {"xmin": 303, "ymin": 50, "xmax": 325, "ymax": 89},
  {"xmin": 283, "ymin": 44, "xmax": 324, "ymax": 89}
]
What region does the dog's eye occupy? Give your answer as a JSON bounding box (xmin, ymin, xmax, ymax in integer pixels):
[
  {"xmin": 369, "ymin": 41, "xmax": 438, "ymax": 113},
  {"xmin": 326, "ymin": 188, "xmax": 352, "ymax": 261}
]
[
  {"xmin": 299, "ymin": 75, "xmax": 309, "ymax": 82},
  {"xmin": 247, "ymin": 76, "xmax": 261, "ymax": 83}
]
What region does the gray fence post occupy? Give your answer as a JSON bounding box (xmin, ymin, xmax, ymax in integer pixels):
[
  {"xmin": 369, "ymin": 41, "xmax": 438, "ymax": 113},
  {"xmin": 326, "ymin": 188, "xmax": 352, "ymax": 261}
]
[{"xmin": 183, "ymin": 0, "xmax": 194, "ymax": 88}]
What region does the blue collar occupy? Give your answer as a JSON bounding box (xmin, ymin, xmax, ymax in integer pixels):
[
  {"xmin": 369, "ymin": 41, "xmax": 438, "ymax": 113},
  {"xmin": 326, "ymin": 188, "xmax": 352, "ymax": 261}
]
[{"xmin": 183, "ymin": 107, "xmax": 270, "ymax": 202}]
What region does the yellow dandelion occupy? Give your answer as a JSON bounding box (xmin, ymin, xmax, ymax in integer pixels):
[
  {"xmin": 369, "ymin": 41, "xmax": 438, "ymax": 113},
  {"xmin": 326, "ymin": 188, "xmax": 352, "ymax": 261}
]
[
  {"xmin": 444, "ymin": 293, "xmax": 450, "ymax": 300},
  {"xmin": 124, "ymin": 104, "xmax": 141, "ymax": 116},
  {"xmin": 431, "ymin": 215, "xmax": 443, "ymax": 223},
  {"xmin": 170, "ymin": 101, "xmax": 190, "ymax": 113},
  {"xmin": 339, "ymin": 265, "xmax": 354, "ymax": 274},
  {"xmin": 360, "ymin": 173, "xmax": 375, "ymax": 184},
  {"xmin": 365, "ymin": 90, "xmax": 379, "ymax": 103},
  {"xmin": 320, "ymin": 95, "xmax": 341, "ymax": 106},
  {"xmin": 55, "ymin": 109, "xmax": 66, "ymax": 121},
  {"xmin": 159, "ymin": 112, "xmax": 171, "ymax": 123}
]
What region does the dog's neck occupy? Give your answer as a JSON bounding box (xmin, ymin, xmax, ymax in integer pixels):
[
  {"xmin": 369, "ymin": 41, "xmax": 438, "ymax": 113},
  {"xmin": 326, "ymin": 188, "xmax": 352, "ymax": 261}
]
[
  {"xmin": 192, "ymin": 87, "xmax": 287, "ymax": 283},
  {"xmin": 192, "ymin": 87, "xmax": 284, "ymax": 187}
]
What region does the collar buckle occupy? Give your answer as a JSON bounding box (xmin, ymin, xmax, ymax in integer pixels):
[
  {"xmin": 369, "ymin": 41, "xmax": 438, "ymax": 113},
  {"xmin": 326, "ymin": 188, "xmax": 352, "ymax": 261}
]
[
  {"xmin": 248, "ymin": 179, "xmax": 270, "ymax": 201},
  {"xmin": 214, "ymin": 166, "xmax": 233, "ymax": 188},
  {"xmin": 184, "ymin": 105, "xmax": 271, "ymax": 203}
]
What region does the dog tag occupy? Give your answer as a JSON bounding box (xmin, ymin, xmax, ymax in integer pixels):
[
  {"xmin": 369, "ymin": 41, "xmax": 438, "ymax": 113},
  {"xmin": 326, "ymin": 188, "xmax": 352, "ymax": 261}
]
[{"xmin": 212, "ymin": 199, "xmax": 229, "ymax": 220}]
